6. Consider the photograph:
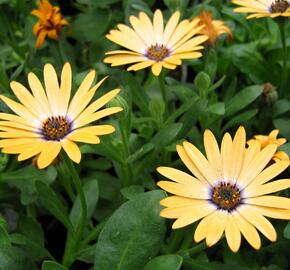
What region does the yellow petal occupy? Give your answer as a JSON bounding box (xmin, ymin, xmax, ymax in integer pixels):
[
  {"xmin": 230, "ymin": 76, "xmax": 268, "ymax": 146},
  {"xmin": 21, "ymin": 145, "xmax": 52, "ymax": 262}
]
[
  {"xmin": 151, "ymin": 62, "xmax": 163, "ymax": 76},
  {"xmin": 245, "ymin": 160, "xmax": 289, "ymax": 188},
  {"xmin": 127, "ymin": 60, "xmax": 154, "ymax": 71},
  {"xmin": 68, "ymin": 76, "xmax": 109, "ymax": 120},
  {"xmin": 0, "ymin": 121, "xmax": 37, "ymax": 132},
  {"xmin": 37, "ymin": 141, "xmax": 61, "ymax": 169},
  {"xmin": 28, "ymin": 72, "xmax": 51, "ymax": 116},
  {"xmin": 68, "ymin": 70, "xmax": 96, "ymax": 115},
  {"xmin": 250, "ymin": 205, "xmax": 290, "ymax": 220},
  {"xmin": 237, "ymin": 144, "xmax": 277, "ymax": 188},
  {"xmin": 44, "ymin": 64, "xmax": 60, "ymax": 115},
  {"xmin": 171, "ymin": 202, "xmax": 215, "ymax": 229},
  {"xmin": 0, "ymin": 95, "xmax": 39, "ymax": 125},
  {"xmin": 153, "ymin": 9, "xmax": 163, "ymax": 45},
  {"xmin": 238, "ymin": 205, "xmax": 276, "ymax": 242},
  {"xmin": 225, "ymin": 214, "xmax": 241, "ymax": 252},
  {"xmin": 221, "ymin": 132, "xmax": 233, "ymax": 181},
  {"xmin": 194, "ymin": 211, "xmax": 215, "ymax": 243},
  {"xmin": 129, "ymin": 15, "xmax": 153, "ymax": 47},
  {"xmin": 72, "ymin": 88, "xmax": 120, "ymax": 122},
  {"xmin": 67, "ymin": 130, "xmax": 100, "ymax": 144},
  {"xmin": 61, "ymin": 139, "xmax": 81, "ymax": 163},
  {"xmin": 245, "ymin": 179, "xmax": 290, "ymax": 197},
  {"xmin": 157, "ymin": 166, "xmax": 204, "ymax": 185},
  {"xmin": 231, "ymin": 126, "xmax": 246, "ymax": 181},
  {"xmin": 74, "ymin": 107, "xmax": 123, "ymax": 129},
  {"xmin": 73, "ymin": 125, "xmax": 115, "ymax": 136},
  {"xmin": 18, "ymin": 140, "xmax": 44, "ymax": 161},
  {"xmin": 157, "ymin": 180, "xmax": 209, "ymax": 199},
  {"xmin": 160, "ymin": 195, "xmax": 203, "ymax": 207},
  {"xmin": 206, "ymin": 210, "xmax": 228, "ymax": 247},
  {"xmin": 232, "ymin": 211, "xmax": 261, "ymax": 250},
  {"xmin": 176, "ymin": 145, "xmax": 208, "ymax": 184},
  {"xmin": 203, "ymin": 129, "xmax": 222, "ymax": 179},
  {"xmin": 183, "ymin": 141, "xmax": 217, "ymax": 185},
  {"xmin": 163, "ymin": 11, "xmax": 180, "ymax": 44},
  {"xmin": 245, "ymin": 196, "xmax": 290, "ymax": 209},
  {"xmin": 59, "ymin": 62, "xmax": 72, "ymax": 116},
  {"xmin": 10, "ymin": 81, "xmax": 46, "ymax": 119}
]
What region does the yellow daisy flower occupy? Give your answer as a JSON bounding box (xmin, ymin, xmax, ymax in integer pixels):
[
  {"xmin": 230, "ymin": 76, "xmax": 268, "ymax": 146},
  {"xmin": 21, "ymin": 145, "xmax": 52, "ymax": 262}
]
[
  {"xmin": 0, "ymin": 63, "xmax": 122, "ymax": 169},
  {"xmin": 248, "ymin": 129, "xmax": 289, "ymax": 162},
  {"xmin": 233, "ymin": 0, "xmax": 290, "ymax": 19},
  {"xmin": 31, "ymin": 0, "xmax": 68, "ymax": 48},
  {"xmin": 104, "ymin": 9, "xmax": 208, "ymax": 76},
  {"xmin": 157, "ymin": 126, "xmax": 290, "ymax": 252}
]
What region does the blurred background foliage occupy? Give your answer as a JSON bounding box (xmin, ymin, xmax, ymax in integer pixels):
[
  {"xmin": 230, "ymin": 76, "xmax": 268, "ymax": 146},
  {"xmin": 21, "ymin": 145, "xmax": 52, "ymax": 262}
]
[{"xmin": 0, "ymin": 0, "xmax": 289, "ymax": 269}]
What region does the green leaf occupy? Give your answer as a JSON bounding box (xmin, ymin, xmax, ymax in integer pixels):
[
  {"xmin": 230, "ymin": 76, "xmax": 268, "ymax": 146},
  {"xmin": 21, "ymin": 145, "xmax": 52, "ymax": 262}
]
[
  {"xmin": 70, "ymin": 179, "xmax": 99, "ymax": 228},
  {"xmin": 36, "ymin": 181, "xmax": 74, "ymax": 233},
  {"xmin": 127, "ymin": 143, "xmax": 155, "ymax": 163},
  {"xmin": 17, "ymin": 217, "xmax": 44, "ymax": 247},
  {"xmin": 1, "ymin": 165, "xmax": 57, "ymax": 205},
  {"xmin": 204, "ymin": 49, "xmax": 217, "ymax": 81},
  {"xmin": 223, "ymin": 109, "xmax": 258, "ymax": 131},
  {"xmin": 274, "ymin": 118, "xmax": 290, "ymax": 139},
  {"xmin": 0, "ymin": 216, "xmax": 10, "ymax": 248},
  {"xmin": 207, "ymin": 102, "xmax": 225, "ymax": 115},
  {"xmin": 9, "ymin": 233, "xmax": 51, "ymax": 261},
  {"xmin": 183, "ymin": 259, "xmax": 250, "ymax": 270},
  {"xmin": 273, "ymin": 99, "xmax": 290, "ymax": 117},
  {"xmin": 143, "ymin": 254, "xmax": 183, "ymax": 270},
  {"xmin": 71, "ymin": 9, "xmax": 111, "ymax": 42},
  {"xmin": 283, "ymin": 222, "xmax": 290, "ymax": 239},
  {"xmin": 149, "ymin": 97, "xmax": 165, "ymax": 124},
  {"xmin": 152, "ymin": 123, "xmax": 183, "ymax": 149},
  {"xmin": 0, "ymin": 246, "xmax": 36, "ymax": 270},
  {"xmin": 94, "ymin": 190, "xmax": 166, "ymax": 270},
  {"xmin": 122, "ymin": 72, "xmax": 150, "ymax": 115},
  {"xmin": 121, "ymin": 185, "xmax": 144, "ymax": 200},
  {"xmin": 41, "ymin": 261, "xmax": 68, "ymax": 270},
  {"xmin": 225, "ymin": 85, "xmax": 263, "ymax": 117}
]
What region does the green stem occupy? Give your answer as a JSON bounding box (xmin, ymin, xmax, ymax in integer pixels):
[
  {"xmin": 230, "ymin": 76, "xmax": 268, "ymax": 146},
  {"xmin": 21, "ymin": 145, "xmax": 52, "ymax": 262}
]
[
  {"xmin": 185, "ymin": 242, "xmax": 207, "ymax": 256},
  {"xmin": 278, "ymin": 20, "xmax": 288, "ymax": 97},
  {"xmin": 158, "ymin": 73, "xmax": 168, "ymax": 117},
  {"xmin": 80, "ymin": 221, "xmax": 105, "ymax": 248},
  {"xmin": 61, "ymin": 152, "xmax": 87, "ymax": 267}
]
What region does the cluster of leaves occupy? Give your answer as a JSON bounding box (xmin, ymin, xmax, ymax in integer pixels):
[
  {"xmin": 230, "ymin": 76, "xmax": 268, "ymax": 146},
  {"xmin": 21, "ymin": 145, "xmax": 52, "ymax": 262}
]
[{"xmin": 0, "ymin": 0, "xmax": 289, "ymax": 269}]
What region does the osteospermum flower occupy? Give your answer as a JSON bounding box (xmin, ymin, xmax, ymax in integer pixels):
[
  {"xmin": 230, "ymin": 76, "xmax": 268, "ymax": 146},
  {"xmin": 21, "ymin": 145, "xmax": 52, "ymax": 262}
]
[
  {"xmin": 196, "ymin": 11, "xmax": 232, "ymax": 46},
  {"xmin": 104, "ymin": 10, "xmax": 208, "ymax": 76},
  {"xmin": 31, "ymin": 0, "xmax": 68, "ymax": 48},
  {"xmin": 0, "ymin": 63, "xmax": 122, "ymax": 169},
  {"xmin": 157, "ymin": 126, "xmax": 290, "ymax": 252},
  {"xmin": 248, "ymin": 129, "xmax": 289, "ymax": 162},
  {"xmin": 233, "ymin": 0, "xmax": 290, "ymax": 19}
]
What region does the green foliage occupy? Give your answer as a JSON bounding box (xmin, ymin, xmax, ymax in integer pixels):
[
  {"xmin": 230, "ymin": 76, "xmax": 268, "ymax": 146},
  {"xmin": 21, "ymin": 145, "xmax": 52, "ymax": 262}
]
[
  {"xmin": 0, "ymin": 0, "xmax": 289, "ymax": 269},
  {"xmin": 94, "ymin": 190, "xmax": 166, "ymax": 270}
]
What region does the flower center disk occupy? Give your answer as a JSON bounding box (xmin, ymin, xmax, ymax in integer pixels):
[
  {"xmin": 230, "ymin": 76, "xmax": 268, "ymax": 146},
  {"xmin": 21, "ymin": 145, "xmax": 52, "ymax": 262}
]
[
  {"xmin": 147, "ymin": 44, "xmax": 170, "ymax": 62},
  {"xmin": 270, "ymin": 0, "xmax": 289, "ymax": 13},
  {"xmin": 211, "ymin": 182, "xmax": 241, "ymax": 211},
  {"xmin": 42, "ymin": 116, "xmax": 71, "ymax": 141}
]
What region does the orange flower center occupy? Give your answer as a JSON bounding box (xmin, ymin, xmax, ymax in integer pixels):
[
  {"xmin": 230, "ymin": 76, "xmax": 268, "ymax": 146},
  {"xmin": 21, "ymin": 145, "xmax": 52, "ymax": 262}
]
[
  {"xmin": 212, "ymin": 182, "xmax": 241, "ymax": 211},
  {"xmin": 270, "ymin": 0, "xmax": 289, "ymax": 13},
  {"xmin": 147, "ymin": 44, "xmax": 170, "ymax": 62},
  {"xmin": 42, "ymin": 116, "xmax": 71, "ymax": 140}
]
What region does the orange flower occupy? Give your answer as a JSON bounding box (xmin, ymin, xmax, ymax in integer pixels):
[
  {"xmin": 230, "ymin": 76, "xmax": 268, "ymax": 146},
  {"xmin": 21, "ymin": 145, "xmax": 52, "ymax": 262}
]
[
  {"xmin": 196, "ymin": 11, "xmax": 232, "ymax": 46},
  {"xmin": 247, "ymin": 130, "xmax": 289, "ymax": 162},
  {"xmin": 31, "ymin": 0, "xmax": 68, "ymax": 48}
]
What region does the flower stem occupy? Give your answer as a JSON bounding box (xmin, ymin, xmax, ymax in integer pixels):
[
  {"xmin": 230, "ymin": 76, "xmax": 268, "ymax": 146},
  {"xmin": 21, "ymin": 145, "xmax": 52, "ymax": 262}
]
[
  {"xmin": 158, "ymin": 72, "xmax": 169, "ymax": 117},
  {"xmin": 278, "ymin": 19, "xmax": 288, "ymax": 97},
  {"xmin": 61, "ymin": 152, "xmax": 87, "ymax": 267},
  {"xmin": 185, "ymin": 242, "xmax": 207, "ymax": 256}
]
